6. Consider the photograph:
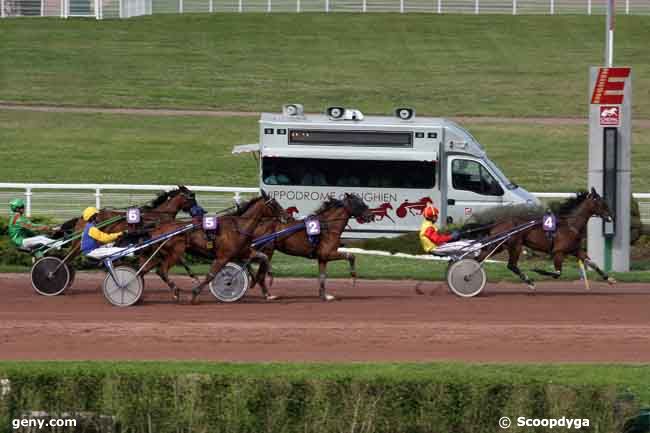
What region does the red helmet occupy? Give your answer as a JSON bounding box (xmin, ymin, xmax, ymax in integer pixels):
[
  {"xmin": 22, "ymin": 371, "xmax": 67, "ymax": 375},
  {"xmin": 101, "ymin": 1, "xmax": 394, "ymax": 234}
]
[{"xmin": 423, "ymin": 205, "xmax": 439, "ymax": 220}]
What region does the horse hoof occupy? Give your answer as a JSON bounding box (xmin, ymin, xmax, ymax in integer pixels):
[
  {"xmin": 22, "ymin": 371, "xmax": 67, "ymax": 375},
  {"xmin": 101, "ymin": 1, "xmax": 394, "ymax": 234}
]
[
  {"xmin": 190, "ymin": 294, "xmax": 200, "ymax": 305},
  {"xmin": 607, "ymin": 277, "xmax": 617, "ymax": 285},
  {"xmin": 527, "ymin": 283, "xmax": 536, "ymax": 291},
  {"xmin": 414, "ymin": 284, "xmax": 425, "ymax": 295},
  {"xmin": 265, "ymin": 295, "xmax": 279, "ymax": 301},
  {"xmin": 322, "ymin": 294, "xmax": 336, "ymax": 302}
]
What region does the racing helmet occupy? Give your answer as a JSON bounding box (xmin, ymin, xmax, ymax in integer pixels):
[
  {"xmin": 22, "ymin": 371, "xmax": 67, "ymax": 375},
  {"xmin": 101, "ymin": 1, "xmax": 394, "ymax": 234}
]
[
  {"xmin": 423, "ymin": 205, "xmax": 439, "ymax": 220},
  {"xmin": 9, "ymin": 198, "xmax": 25, "ymax": 212},
  {"xmin": 82, "ymin": 207, "xmax": 99, "ymax": 222}
]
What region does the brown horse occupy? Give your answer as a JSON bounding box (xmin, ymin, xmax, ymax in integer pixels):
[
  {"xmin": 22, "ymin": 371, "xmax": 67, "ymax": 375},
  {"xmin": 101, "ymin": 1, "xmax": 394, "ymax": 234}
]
[
  {"xmin": 473, "ymin": 188, "xmax": 614, "ymax": 289},
  {"xmin": 251, "ymin": 193, "xmax": 375, "ymax": 301},
  {"xmin": 137, "ymin": 193, "xmax": 287, "ymax": 303},
  {"xmin": 53, "ymin": 186, "xmax": 198, "ymax": 285}
]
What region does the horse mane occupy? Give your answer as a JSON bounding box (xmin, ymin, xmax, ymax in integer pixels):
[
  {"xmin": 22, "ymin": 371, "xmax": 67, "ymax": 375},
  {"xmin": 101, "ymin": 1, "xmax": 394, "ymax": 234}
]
[
  {"xmin": 313, "ymin": 197, "xmax": 343, "ymax": 215},
  {"xmin": 142, "ymin": 188, "xmax": 181, "ymax": 210},
  {"xmin": 226, "ymin": 196, "xmax": 263, "ymax": 216},
  {"xmin": 554, "ymin": 191, "xmax": 588, "ymax": 216}
]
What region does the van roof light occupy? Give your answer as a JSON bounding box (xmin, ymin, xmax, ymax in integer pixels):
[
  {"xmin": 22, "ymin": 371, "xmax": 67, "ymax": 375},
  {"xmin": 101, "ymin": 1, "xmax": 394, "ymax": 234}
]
[
  {"xmin": 282, "ymin": 104, "xmax": 304, "ymax": 117},
  {"xmin": 395, "ymin": 107, "xmax": 415, "ymax": 121}
]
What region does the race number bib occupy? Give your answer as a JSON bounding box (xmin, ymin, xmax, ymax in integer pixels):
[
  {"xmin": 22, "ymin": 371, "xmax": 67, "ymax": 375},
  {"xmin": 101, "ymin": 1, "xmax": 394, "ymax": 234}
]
[
  {"xmin": 543, "ymin": 214, "xmax": 557, "ymax": 232},
  {"xmin": 202, "ymin": 215, "xmax": 218, "ymax": 231},
  {"xmin": 126, "ymin": 208, "xmax": 141, "ymax": 224},
  {"xmin": 305, "ymin": 218, "xmax": 321, "ymax": 236}
]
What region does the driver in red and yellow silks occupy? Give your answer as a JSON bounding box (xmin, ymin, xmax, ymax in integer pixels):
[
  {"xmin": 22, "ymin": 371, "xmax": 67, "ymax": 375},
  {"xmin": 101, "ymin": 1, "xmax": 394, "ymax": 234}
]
[{"xmin": 419, "ymin": 204, "xmax": 461, "ymax": 253}]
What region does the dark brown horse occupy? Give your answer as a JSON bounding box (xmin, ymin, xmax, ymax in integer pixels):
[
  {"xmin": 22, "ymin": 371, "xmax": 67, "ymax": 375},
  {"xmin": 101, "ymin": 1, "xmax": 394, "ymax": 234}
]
[
  {"xmin": 53, "ymin": 186, "xmax": 198, "ymax": 285},
  {"xmin": 138, "ymin": 193, "xmax": 287, "ymax": 303},
  {"xmin": 473, "ymin": 188, "xmax": 614, "ymax": 289},
  {"xmin": 251, "ymin": 193, "xmax": 375, "ymax": 301}
]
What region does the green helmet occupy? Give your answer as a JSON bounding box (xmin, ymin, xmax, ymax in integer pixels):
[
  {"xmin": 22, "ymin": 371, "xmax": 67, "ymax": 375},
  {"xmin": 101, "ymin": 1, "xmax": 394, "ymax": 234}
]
[{"xmin": 9, "ymin": 198, "xmax": 25, "ymax": 212}]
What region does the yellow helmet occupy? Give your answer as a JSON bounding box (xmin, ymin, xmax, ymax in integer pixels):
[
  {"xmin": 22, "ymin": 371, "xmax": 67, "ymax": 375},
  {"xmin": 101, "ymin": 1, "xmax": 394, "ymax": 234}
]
[{"xmin": 82, "ymin": 207, "xmax": 99, "ymax": 222}]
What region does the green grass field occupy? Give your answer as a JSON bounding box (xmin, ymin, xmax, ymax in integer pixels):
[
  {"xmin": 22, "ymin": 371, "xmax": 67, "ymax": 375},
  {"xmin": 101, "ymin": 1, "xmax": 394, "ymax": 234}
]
[
  {"xmin": 2, "ymin": 110, "xmax": 650, "ymax": 191},
  {"xmin": 2, "ymin": 14, "xmax": 650, "ymax": 117}
]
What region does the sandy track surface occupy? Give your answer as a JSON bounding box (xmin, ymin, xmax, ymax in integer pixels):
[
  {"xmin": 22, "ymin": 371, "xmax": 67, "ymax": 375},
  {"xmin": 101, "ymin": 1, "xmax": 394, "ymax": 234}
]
[{"xmin": 2, "ymin": 273, "xmax": 650, "ymax": 363}]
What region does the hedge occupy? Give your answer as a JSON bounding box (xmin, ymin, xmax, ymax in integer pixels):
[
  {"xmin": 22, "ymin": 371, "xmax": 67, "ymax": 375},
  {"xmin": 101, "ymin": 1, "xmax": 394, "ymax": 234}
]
[{"xmin": 0, "ymin": 362, "xmax": 648, "ymax": 433}]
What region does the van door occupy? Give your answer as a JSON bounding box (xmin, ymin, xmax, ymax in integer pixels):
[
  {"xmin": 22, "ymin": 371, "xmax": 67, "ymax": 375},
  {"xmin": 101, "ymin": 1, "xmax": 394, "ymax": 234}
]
[{"xmin": 446, "ymin": 156, "xmax": 504, "ymax": 223}]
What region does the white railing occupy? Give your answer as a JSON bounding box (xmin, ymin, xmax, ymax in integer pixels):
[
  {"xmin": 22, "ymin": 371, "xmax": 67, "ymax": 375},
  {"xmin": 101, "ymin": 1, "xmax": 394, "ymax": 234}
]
[
  {"xmin": 0, "ymin": 0, "xmax": 648, "ymax": 18},
  {"xmin": 1, "ymin": 182, "xmax": 649, "ymax": 224},
  {"xmin": 0, "ymin": 183, "xmax": 259, "ymax": 219}
]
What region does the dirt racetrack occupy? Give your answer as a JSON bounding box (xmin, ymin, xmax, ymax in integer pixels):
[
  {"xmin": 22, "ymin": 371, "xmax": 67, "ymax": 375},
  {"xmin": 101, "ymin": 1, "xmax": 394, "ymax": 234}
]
[{"xmin": 2, "ymin": 272, "xmax": 650, "ymax": 363}]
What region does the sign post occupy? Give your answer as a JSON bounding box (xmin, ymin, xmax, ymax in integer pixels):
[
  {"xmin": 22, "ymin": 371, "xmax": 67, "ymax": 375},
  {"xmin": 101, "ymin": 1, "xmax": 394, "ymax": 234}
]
[{"xmin": 588, "ymin": 66, "xmax": 632, "ymax": 272}]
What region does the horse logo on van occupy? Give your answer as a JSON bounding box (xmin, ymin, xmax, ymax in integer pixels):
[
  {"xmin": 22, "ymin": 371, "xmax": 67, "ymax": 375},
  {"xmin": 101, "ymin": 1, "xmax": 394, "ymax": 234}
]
[
  {"xmin": 599, "ymin": 106, "xmax": 620, "ymax": 126},
  {"xmin": 356, "ymin": 203, "xmax": 394, "ymax": 224},
  {"xmin": 396, "ymin": 197, "xmax": 433, "ymax": 218}
]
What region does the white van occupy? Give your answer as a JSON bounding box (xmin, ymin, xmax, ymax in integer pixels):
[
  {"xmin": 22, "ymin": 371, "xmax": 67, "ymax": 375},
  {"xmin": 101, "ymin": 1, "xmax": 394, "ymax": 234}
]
[{"xmin": 234, "ymin": 105, "xmax": 539, "ymax": 238}]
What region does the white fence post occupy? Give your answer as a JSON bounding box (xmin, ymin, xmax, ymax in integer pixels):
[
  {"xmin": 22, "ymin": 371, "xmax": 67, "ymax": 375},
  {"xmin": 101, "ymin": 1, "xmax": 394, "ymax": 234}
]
[
  {"xmin": 238, "ymin": 0, "xmax": 242, "ymax": 12},
  {"xmin": 296, "ymin": 0, "xmax": 300, "ymax": 12},
  {"xmin": 1, "ymin": 0, "xmax": 5, "ymax": 18},
  {"xmin": 587, "ymin": 0, "xmax": 591, "ymax": 14},
  {"xmin": 625, "ymin": 0, "xmax": 629, "ymax": 14},
  {"xmin": 179, "ymin": 0, "xmax": 183, "ymax": 13},
  {"xmin": 266, "ymin": 0, "xmax": 270, "ymax": 12},
  {"xmin": 25, "ymin": 188, "xmax": 32, "ymax": 217},
  {"xmin": 399, "ymin": 0, "xmax": 403, "ymax": 12},
  {"xmin": 95, "ymin": 188, "xmax": 102, "ymax": 209},
  {"xmin": 325, "ymin": 0, "xmax": 328, "ymax": 12},
  {"xmin": 209, "ymin": 0, "xmax": 213, "ymax": 12},
  {"xmin": 436, "ymin": 0, "xmax": 441, "ymax": 13},
  {"xmin": 363, "ymin": 0, "xmax": 366, "ymax": 12},
  {"xmin": 512, "ymin": 0, "xmax": 516, "ymax": 14},
  {"xmin": 40, "ymin": 0, "xmax": 44, "ymax": 16},
  {"xmin": 474, "ymin": 0, "xmax": 478, "ymax": 13},
  {"xmin": 550, "ymin": 0, "xmax": 554, "ymax": 14},
  {"xmin": 118, "ymin": 0, "xmax": 122, "ymax": 18}
]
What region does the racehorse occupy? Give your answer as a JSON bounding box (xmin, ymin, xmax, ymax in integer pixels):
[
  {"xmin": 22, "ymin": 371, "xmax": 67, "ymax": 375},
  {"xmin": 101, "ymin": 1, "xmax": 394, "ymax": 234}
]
[
  {"xmin": 251, "ymin": 193, "xmax": 375, "ymax": 301},
  {"xmin": 138, "ymin": 192, "xmax": 288, "ymax": 303},
  {"xmin": 472, "ymin": 188, "xmax": 614, "ymax": 289},
  {"xmin": 56, "ymin": 186, "xmax": 199, "ymax": 282}
]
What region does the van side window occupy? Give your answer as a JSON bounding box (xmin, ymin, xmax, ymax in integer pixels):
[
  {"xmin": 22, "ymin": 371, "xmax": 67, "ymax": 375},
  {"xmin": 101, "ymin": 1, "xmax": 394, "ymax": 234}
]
[
  {"xmin": 262, "ymin": 157, "xmax": 435, "ymax": 189},
  {"xmin": 451, "ymin": 159, "xmax": 503, "ymax": 196}
]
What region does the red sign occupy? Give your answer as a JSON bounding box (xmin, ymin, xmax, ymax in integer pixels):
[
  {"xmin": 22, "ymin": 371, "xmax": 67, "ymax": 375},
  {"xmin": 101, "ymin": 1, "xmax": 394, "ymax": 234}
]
[
  {"xmin": 591, "ymin": 67, "xmax": 630, "ymax": 104},
  {"xmin": 599, "ymin": 105, "xmax": 620, "ymax": 126}
]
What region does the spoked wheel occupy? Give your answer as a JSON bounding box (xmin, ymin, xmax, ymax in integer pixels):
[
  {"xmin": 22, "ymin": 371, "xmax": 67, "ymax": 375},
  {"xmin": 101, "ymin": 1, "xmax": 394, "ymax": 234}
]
[
  {"xmin": 208, "ymin": 262, "xmax": 251, "ymax": 303},
  {"xmin": 446, "ymin": 258, "xmax": 487, "ymax": 298},
  {"xmin": 31, "ymin": 257, "xmax": 70, "ymax": 296},
  {"xmin": 102, "ymin": 266, "xmax": 143, "ymax": 307}
]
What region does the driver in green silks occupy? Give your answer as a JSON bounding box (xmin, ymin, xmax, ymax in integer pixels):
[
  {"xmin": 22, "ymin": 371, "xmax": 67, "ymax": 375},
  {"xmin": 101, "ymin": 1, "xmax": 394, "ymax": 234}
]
[{"xmin": 7, "ymin": 198, "xmax": 58, "ymax": 251}]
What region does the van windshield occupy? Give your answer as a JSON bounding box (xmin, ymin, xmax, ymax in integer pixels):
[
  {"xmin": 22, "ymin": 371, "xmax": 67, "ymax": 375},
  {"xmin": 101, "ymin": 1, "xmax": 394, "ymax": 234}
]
[{"xmin": 484, "ymin": 159, "xmax": 517, "ymax": 190}]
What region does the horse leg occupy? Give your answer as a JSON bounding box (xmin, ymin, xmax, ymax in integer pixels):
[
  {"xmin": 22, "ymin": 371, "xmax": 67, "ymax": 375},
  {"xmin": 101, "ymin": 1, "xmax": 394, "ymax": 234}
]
[
  {"xmin": 550, "ymin": 252, "xmax": 565, "ymax": 279},
  {"xmin": 577, "ymin": 251, "xmax": 616, "ymax": 284},
  {"xmin": 346, "ymin": 251, "xmax": 357, "ymax": 287},
  {"xmin": 248, "ymin": 250, "xmax": 277, "ymax": 300},
  {"xmin": 506, "ymin": 243, "xmax": 536, "ymax": 290},
  {"xmin": 253, "ymin": 250, "xmax": 276, "ymax": 299},
  {"xmin": 318, "ymin": 260, "xmax": 335, "ymax": 301},
  {"xmin": 191, "ymin": 257, "xmax": 228, "ymax": 305},
  {"xmin": 179, "ymin": 257, "xmax": 200, "ymax": 284}
]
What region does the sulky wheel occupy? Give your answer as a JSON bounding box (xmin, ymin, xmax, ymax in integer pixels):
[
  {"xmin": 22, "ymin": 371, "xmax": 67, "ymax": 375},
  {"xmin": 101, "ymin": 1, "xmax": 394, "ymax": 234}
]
[
  {"xmin": 208, "ymin": 262, "xmax": 251, "ymax": 303},
  {"xmin": 31, "ymin": 257, "xmax": 70, "ymax": 296},
  {"xmin": 102, "ymin": 266, "xmax": 143, "ymax": 307},
  {"xmin": 446, "ymin": 258, "xmax": 487, "ymax": 298}
]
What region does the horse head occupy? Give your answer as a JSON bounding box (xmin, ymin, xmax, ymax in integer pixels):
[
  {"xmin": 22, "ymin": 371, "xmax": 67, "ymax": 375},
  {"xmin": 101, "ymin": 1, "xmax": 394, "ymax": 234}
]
[
  {"xmin": 586, "ymin": 187, "xmax": 613, "ymax": 222},
  {"xmin": 174, "ymin": 185, "xmax": 198, "ymax": 213},
  {"xmin": 343, "ymin": 193, "xmax": 374, "ymax": 223}
]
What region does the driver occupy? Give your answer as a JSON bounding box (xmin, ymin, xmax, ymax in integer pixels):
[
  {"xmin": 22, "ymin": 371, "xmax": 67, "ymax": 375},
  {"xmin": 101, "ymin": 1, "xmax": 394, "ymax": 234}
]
[
  {"xmin": 8, "ymin": 198, "xmax": 58, "ymax": 253},
  {"xmin": 80, "ymin": 207, "xmax": 126, "ymax": 259},
  {"xmin": 419, "ymin": 204, "xmax": 476, "ymax": 255}
]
